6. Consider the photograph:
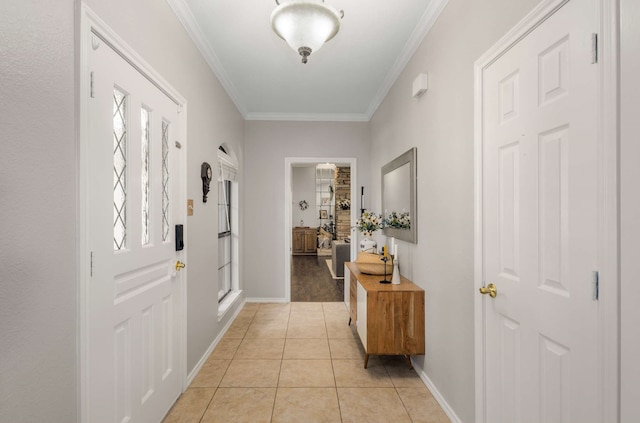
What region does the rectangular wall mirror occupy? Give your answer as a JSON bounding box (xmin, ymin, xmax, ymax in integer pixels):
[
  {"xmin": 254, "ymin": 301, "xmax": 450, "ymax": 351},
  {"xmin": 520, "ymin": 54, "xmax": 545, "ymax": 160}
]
[{"xmin": 381, "ymin": 147, "xmax": 417, "ymax": 243}]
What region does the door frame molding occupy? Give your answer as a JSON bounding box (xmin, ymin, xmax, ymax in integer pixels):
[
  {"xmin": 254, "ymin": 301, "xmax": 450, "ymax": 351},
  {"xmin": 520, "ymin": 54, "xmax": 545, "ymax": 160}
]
[
  {"xmin": 473, "ymin": 0, "xmax": 620, "ymax": 421},
  {"xmin": 77, "ymin": 5, "xmax": 189, "ymax": 421},
  {"xmin": 284, "ymin": 157, "xmax": 358, "ymax": 302}
]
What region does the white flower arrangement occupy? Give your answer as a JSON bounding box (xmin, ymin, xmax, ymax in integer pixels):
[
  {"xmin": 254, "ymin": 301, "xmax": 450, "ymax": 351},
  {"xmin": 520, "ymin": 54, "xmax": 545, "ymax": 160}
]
[
  {"xmin": 384, "ymin": 211, "xmax": 411, "ymax": 229},
  {"xmin": 355, "ymin": 210, "xmax": 383, "ymax": 236}
]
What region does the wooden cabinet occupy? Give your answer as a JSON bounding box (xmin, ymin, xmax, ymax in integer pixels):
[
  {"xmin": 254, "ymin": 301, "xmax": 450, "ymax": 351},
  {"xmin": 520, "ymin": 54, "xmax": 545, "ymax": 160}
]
[
  {"xmin": 292, "ymin": 227, "xmax": 317, "ymax": 255},
  {"xmin": 349, "ymin": 268, "xmax": 357, "ymax": 325},
  {"xmin": 292, "ymin": 230, "xmax": 304, "ymax": 255},
  {"xmin": 345, "ymin": 262, "xmax": 425, "ymax": 368}
]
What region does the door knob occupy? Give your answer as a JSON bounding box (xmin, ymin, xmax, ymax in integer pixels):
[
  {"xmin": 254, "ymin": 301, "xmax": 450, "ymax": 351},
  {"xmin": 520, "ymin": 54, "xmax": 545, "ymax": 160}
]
[
  {"xmin": 479, "ymin": 283, "xmax": 497, "ymax": 298},
  {"xmin": 175, "ymin": 261, "xmax": 186, "ymax": 271}
]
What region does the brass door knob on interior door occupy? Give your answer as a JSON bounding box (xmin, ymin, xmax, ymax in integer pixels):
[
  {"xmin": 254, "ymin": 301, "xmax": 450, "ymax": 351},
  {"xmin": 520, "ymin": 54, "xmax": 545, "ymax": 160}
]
[
  {"xmin": 479, "ymin": 283, "xmax": 497, "ymax": 298},
  {"xmin": 175, "ymin": 261, "xmax": 186, "ymax": 271}
]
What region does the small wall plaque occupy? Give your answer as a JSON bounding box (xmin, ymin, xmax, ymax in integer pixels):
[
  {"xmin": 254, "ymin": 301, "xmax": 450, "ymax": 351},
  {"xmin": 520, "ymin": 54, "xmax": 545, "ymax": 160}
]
[{"xmin": 187, "ymin": 199, "xmax": 194, "ymax": 216}]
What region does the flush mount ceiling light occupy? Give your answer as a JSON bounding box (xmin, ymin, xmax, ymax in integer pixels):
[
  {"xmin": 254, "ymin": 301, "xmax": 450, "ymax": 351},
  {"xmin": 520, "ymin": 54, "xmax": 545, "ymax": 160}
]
[{"xmin": 271, "ymin": 0, "xmax": 344, "ymax": 64}]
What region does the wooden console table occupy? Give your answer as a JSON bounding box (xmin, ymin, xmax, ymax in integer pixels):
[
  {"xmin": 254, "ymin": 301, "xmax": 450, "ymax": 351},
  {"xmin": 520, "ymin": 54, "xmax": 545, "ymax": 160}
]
[{"xmin": 345, "ymin": 262, "xmax": 425, "ymax": 368}]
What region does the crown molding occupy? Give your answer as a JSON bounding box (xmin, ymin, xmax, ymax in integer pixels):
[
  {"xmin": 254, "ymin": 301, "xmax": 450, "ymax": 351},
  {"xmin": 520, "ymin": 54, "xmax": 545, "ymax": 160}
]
[
  {"xmin": 244, "ymin": 111, "xmax": 370, "ymax": 122},
  {"xmin": 166, "ymin": 0, "xmax": 247, "ymax": 117},
  {"xmin": 167, "ymin": 0, "xmax": 449, "ymax": 122},
  {"xmin": 365, "ymin": 0, "xmax": 450, "ymax": 120}
]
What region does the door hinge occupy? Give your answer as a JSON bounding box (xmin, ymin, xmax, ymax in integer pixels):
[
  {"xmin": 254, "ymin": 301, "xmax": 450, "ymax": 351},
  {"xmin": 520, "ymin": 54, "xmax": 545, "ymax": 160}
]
[
  {"xmin": 90, "ymin": 71, "xmax": 95, "ymax": 98},
  {"xmin": 90, "ymin": 251, "xmax": 94, "ymax": 277},
  {"xmin": 592, "ymin": 270, "xmax": 599, "ymax": 301},
  {"xmin": 591, "ymin": 33, "xmax": 598, "ymax": 64}
]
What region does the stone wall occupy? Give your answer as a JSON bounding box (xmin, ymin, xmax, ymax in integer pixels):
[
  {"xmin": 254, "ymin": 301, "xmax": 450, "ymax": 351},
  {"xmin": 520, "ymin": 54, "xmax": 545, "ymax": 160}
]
[{"xmin": 335, "ymin": 166, "xmax": 351, "ymax": 240}]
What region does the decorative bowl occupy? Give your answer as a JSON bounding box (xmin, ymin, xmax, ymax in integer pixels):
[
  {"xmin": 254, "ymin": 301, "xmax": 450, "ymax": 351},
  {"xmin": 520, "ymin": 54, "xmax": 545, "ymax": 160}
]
[{"xmin": 355, "ymin": 252, "xmax": 393, "ymax": 275}]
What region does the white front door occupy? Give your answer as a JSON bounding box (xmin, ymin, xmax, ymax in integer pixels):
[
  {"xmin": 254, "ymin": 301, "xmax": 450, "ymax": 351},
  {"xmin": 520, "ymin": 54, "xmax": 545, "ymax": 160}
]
[
  {"xmin": 86, "ymin": 29, "xmax": 183, "ymax": 422},
  {"xmin": 479, "ymin": 0, "xmax": 601, "ymax": 421}
]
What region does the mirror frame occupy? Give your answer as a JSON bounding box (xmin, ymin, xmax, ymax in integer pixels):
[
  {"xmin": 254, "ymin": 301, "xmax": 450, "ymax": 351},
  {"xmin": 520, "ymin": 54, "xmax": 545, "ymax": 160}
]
[{"xmin": 381, "ymin": 147, "xmax": 417, "ymax": 243}]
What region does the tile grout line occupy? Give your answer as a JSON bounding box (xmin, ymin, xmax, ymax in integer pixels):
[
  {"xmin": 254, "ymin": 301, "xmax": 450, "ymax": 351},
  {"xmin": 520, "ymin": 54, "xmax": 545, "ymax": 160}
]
[
  {"xmin": 215, "ymin": 306, "xmax": 251, "ymax": 398},
  {"xmin": 394, "ymin": 385, "xmax": 417, "ymax": 423},
  {"xmin": 195, "ymin": 306, "xmax": 255, "ymax": 423},
  {"xmin": 383, "ymin": 357, "xmax": 416, "ymax": 423},
  {"xmin": 196, "ymin": 387, "xmax": 218, "ymax": 423},
  {"xmin": 189, "ymin": 302, "xmax": 440, "ymax": 423},
  {"xmin": 324, "ymin": 304, "xmax": 347, "ymax": 423},
  {"xmin": 269, "ymin": 305, "xmax": 291, "ymax": 422}
]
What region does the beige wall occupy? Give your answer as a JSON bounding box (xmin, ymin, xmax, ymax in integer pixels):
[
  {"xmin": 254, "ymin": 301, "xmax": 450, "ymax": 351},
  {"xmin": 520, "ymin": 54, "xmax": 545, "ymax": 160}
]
[
  {"xmin": 292, "ymin": 166, "xmax": 317, "ymax": 227},
  {"xmin": 369, "ymin": 0, "xmax": 539, "ymax": 421}
]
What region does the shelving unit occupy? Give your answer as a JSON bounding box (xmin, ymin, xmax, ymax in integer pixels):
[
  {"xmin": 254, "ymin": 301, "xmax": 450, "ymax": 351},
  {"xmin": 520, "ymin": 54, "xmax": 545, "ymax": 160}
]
[{"xmin": 316, "ymin": 165, "xmax": 335, "ymax": 233}]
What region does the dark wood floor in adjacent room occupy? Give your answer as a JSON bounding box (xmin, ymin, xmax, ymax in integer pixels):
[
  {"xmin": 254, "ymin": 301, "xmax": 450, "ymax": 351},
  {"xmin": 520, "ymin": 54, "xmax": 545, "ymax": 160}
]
[{"xmin": 291, "ymin": 255, "xmax": 344, "ymax": 302}]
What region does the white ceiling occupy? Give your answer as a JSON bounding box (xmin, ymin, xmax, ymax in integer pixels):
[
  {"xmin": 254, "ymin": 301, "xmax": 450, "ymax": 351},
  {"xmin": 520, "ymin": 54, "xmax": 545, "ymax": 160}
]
[{"xmin": 167, "ymin": 0, "xmax": 447, "ymax": 121}]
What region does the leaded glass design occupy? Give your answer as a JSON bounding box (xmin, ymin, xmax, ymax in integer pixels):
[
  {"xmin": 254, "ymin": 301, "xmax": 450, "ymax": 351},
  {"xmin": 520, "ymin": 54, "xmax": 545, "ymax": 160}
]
[
  {"xmin": 141, "ymin": 108, "xmax": 150, "ymax": 246},
  {"xmin": 113, "ymin": 89, "xmax": 127, "ymax": 251},
  {"xmin": 161, "ymin": 121, "xmax": 170, "ymax": 242}
]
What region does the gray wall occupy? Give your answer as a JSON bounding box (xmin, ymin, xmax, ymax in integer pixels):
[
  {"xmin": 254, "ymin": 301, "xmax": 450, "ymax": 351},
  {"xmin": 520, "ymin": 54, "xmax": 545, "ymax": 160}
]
[
  {"xmin": 0, "ymin": 1, "xmax": 77, "ymax": 421},
  {"xmin": 369, "ymin": 0, "xmax": 539, "ymax": 421},
  {"xmin": 0, "ymin": 0, "xmax": 244, "ymax": 420},
  {"xmin": 243, "ymin": 121, "xmax": 370, "ymax": 299},
  {"xmin": 292, "ymin": 167, "xmax": 317, "ymax": 227},
  {"xmin": 621, "ymin": 0, "xmax": 640, "ymax": 420}
]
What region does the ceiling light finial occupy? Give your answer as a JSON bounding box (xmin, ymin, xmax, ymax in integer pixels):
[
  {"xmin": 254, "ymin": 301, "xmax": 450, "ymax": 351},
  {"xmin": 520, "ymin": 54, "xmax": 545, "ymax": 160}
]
[
  {"xmin": 271, "ymin": 0, "xmax": 344, "ymax": 64},
  {"xmin": 298, "ymin": 46, "xmax": 312, "ymax": 64}
]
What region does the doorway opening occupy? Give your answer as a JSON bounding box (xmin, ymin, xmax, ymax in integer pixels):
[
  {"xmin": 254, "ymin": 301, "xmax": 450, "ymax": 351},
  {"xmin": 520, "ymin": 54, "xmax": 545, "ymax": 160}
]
[{"xmin": 284, "ymin": 158, "xmax": 358, "ymax": 302}]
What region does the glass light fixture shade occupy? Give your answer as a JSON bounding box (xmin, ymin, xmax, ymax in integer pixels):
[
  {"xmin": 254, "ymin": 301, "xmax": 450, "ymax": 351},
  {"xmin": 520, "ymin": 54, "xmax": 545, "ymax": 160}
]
[{"xmin": 271, "ymin": 0, "xmax": 343, "ymax": 63}]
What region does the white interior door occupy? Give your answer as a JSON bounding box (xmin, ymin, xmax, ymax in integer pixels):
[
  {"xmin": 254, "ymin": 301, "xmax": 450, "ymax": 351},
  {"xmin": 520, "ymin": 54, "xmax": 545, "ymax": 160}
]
[
  {"xmin": 480, "ymin": 0, "xmax": 601, "ymax": 421},
  {"xmin": 86, "ymin": 30, "xmax": 183, "ymax": 423}
]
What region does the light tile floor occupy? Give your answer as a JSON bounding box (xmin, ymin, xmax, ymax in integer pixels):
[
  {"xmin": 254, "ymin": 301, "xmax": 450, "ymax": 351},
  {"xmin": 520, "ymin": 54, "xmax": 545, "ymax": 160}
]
[{"xmin": 163, "ymin": 302, "xmax": 450, "ymax": 423}]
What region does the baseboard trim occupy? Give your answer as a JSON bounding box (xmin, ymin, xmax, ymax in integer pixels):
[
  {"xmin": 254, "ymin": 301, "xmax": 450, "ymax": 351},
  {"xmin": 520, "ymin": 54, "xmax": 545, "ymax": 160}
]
[
  {"xmin": 186, "ymin": 299, "xmax": 246, "ymax": 385},
  {"xmin": 411, "ymin": 358, "xmax": 463, "ymax": 423},
  {"xmin": 244, "ymin": 297, "xmax": 288, "ymax": 303},
  {"xmin": 217, "ymin": 290, "xmax": 243, "ymax": 322}
]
